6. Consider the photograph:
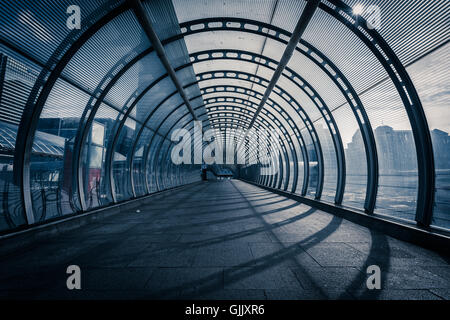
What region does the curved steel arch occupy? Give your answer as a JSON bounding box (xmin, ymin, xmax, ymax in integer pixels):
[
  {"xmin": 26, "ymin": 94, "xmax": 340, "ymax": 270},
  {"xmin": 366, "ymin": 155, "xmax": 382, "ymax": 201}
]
[
  {"xmin": 206, "ymin": 113, "xmax": 291, "ymax": 158},
  {"xmin": 138, "ymin": 100, "xmax": 209, "ymax": 193},
  {"xmin": 206, "ymin": 106, "xmax": 302, "ymax": 156},
  {"xmin": 179, "ymin": 13, "xmax": 433, "ymax": 221},
  {"xmin": 204, "ymin": 97, "xmax": 310, "ymax": 194},
  {"xmin": 206, "ymin": 103, "xmax": 298, "ymax": 191},
  {"xmin": 159, "ymin": 121, "xmax": 286, "ymax": 192},
  {"xmin": 13, "ymin": 2, "xmax": 130, "ymax": 224},
  {"xmin": 195, "ymin": 83, "xmax": 324, "ymax": 198},
  {"xmin": 177, "ymin": 17, "xmax": 377, "ymax": 211},
  {"xmin": 77, "ymin": 57, "xmax": 197, "ymax": 204},
  {"xmin": 322, "ymin": 0, "xmax": 434, "ymax": 225},
  {"xmin": 143, "ymin": 102, "xmax": 192, "ymax": 193},
  {"xmin": 200, "ymin": 121, "xmax": 287, "ymax": 190},
  {"xmin": 84, "ymin": 17, "xmax": 374, "ymax": 208},
  {"xmin": 108, "ymin": 88, "xmax": 180, "ymax": 201},
  {"xmin": 203, "ymin": 102, "xmax": 303, "ymax": 193},
  {"xmin": 148, "ymin": 110, "xmax": 203, "ymax": 190},
  {"xmin": 194, "ymin": 68, "xmax": 345, "ymax": 202},
  {"xmin": 73, "ymin": 44, "xmax": 344, "ymax": 211},
  {"xmin": 204, "ymin": 120, "xmax": 284, "ymax": 188},
  {"xmin": 10, "ymin": 2, "xmax": 432, "ymax": 229},
  {"xmin": 146, "ymin": 109, "xmax": 211, "ymax": 192},
  {"xmin": 204, "ymin": 100, "xmax": 304, "ymax": 143},
  {"xmin": 158, "ymin": 107, "xmax": 294, "ymax": 193},
  {"xmin": 186, "ymin": 68, "xmax": 344, "ymax": 200},
  {"xmin": 202, "ymin": 87, "xmax": 310, "ymax": 152},
  {"xmin": 152, "ymin": 101, "xmax": 295, "ymax": 194},
  {"xmin": 205, "ymin": 99, "xmax": 308, "ymax": 146},
  {"xmin": 186, "ymin": 118, "xmax": 289, "ymax": 191},
  {"xmin": 186, "ymin": 47, "xmax": 382, "ymax": 202},
  {"xmin": 206, "ymin": 115, "xmax": 289, "ymax": 191}
]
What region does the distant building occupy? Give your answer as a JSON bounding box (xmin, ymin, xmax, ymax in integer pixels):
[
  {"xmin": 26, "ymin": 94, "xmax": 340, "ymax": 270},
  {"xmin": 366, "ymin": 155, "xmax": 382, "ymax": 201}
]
[
  {"xmin": 374, "ymin": 125, "xmax": 417, "ymax": 173},
  {"xmin": 346, "ymin": 126, "xmax": 450, "ymax": 174},
  {"xmin": 431, "ymin": 129, "xmax": 450, "ymax": 169},
  {"xmin": 345, "ymin": 129, "xmax": 366, "ymax": 174}
]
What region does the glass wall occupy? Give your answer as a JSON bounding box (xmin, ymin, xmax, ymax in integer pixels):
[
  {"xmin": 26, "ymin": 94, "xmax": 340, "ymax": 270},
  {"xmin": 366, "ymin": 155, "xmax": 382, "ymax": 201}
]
[
  {"xmin": 0, "ymin": 0, "xmax": 448, "ymax": 236},
  {"xmin": 333, "ymin": 104, "xmax": 367, "ymax": 210},
  {"xmin": 0, "ymin": 53, "xmax": 39, "ymax": 231},
  {"xmin": 81, "ymin": 104, "xmax": 119, "ymax": 210},
  {"xmin": 30, "ymin": 79, "xmax": 91, "ymax": 221},
  {"xmin": 408, "ymin": 43, "xmax": 450, "ymax": 229},
  {"xmin": 0, "ymin": 0, "xmax": 205, "ymax": 232}
]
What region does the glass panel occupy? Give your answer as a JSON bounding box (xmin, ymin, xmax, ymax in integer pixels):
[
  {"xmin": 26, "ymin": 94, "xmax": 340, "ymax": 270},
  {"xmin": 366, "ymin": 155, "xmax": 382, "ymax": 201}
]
[
  {"xmin": 332, "ymin": 104, "xmax": 367, "ymax": 210},
  {"xmin": 359, "ymin": 81, "xmax": 418, "ymax": 221},
  {"xmin": 30, "ymin": 79, "xmax": 90, "ymax": 222},
  {"xmin": 184, "ymin": 31, "xmax": 266, "ymax": 54},
  {"xmin": 82, "ymin": 104, "xmax": 119, "ymax": 210},
  {"xmin": 113, "ymin": 118, "xmax": 140, "ymax": 201},
  {"xmin": 146, "ymin": 135, "xmax": 163, "ymax": 193},
  {"xmin": 301, "ymin": 127, "xmax": 318, "ymax": 198},
  {"xmin": 62, "ymin": 10, "xmax": 148, "ymax": 94},
  {"xmin": 132, "ymin": 127, "xmax": 153, "ymax": 197},
  {"xmin": 315, "ymin": 118, "xmax": 337, "ymax": 203},
  {"xmin": 173, "ymin": 0, "xmax": 277, "ymax": 24},
  {"xmin": 408, "ymin": 43, "xmax": 450, "ymax": 229},
  {"xmin": 0, "ymin": 53, "xmax": 41, "ymax": 230},
  {"xmin": 103, "ymin": 52, "xmax": 165, "ymax": 111},
  {"xmin": 0, "ymin": 151, "xmax": 26, "ymax": 231}
]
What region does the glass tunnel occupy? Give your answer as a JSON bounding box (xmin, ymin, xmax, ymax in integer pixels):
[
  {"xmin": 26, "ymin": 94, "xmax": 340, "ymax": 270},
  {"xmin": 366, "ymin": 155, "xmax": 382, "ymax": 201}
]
[{"xmin": 0, "ymin": 0, "xmax": 449, "ymax": 239}]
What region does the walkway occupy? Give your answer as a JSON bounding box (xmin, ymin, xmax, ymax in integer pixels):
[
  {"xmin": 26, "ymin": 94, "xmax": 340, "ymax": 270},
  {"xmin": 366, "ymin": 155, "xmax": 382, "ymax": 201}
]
[{"xmin": 0, "ymin": 180, "xmax": 449, "ymax": 299}]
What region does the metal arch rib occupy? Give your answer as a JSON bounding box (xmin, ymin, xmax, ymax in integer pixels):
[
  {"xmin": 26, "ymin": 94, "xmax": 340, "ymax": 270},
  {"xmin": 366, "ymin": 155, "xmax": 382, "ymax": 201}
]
[
  {"xmin": 204, "ymin": 99, "xmax": 309, "ymax": 194},
  {"xmin": 129, "ymin": 0, "xmax": 199, "ymax": 122},
  {"xmin": 196, "ymin": 82, "xmax": 324, "ymax": 198},
  {"xmin": 177, "ymin": 18, "xmax": 378, "ymax": 212},
  {"xmin": 323, "ymin": 0, "xmax": 435, "ymax": 225},
  {"xmin": 235, "ymin": 0, "xmax": 320, "ymax": 154},
  {"xmin": 203, "ymin": 101, "xmax": 305, "ymax": 193},
  {"xmin": 13, "ymin": 3, "xmax": 130, "ymax": 224}
]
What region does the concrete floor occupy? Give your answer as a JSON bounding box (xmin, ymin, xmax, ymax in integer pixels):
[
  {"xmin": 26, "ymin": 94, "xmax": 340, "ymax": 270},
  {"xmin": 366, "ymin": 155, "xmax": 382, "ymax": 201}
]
[{"xmin": 0, "ymin": 180, "xmax": 449, "ymax": 300}]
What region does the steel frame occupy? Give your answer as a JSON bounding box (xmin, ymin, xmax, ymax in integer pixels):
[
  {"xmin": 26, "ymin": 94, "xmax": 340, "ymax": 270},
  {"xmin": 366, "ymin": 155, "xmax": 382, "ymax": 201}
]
[
  {"xmin": 178, "ymin": 18, "xmax": 377, "ymax": 211},
  {"xmin": 323, "ymin": 0, "xmax": 435, "ymax": 225},
  {"xmin": 7, "ymin": 0, "xmax": 435, "ymax": 234},
  {"xmin": 202, "ymin": 97, "xmax": 302, "ymax": 192},
  {"xmin": 197, "ymin": 83, "xmax": 322, "ymax": 196},
  {"xmin": 103, "ymin": 58, "xmax": 314, "ymax": 199},
  {"xmin": 13, "ymin": 2, "xmax": 130, "ymax": 224},
  {"xmin": 192, "ymin": 58, "xmax": 344, "ymax": 201}
]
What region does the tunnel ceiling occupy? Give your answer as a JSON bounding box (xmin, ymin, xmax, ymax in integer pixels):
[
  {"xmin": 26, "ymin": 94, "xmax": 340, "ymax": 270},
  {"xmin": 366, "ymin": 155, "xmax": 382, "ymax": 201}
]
[{"xmin": 0, "ymin": 0, "xmax": 449, "ymax": 234}]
